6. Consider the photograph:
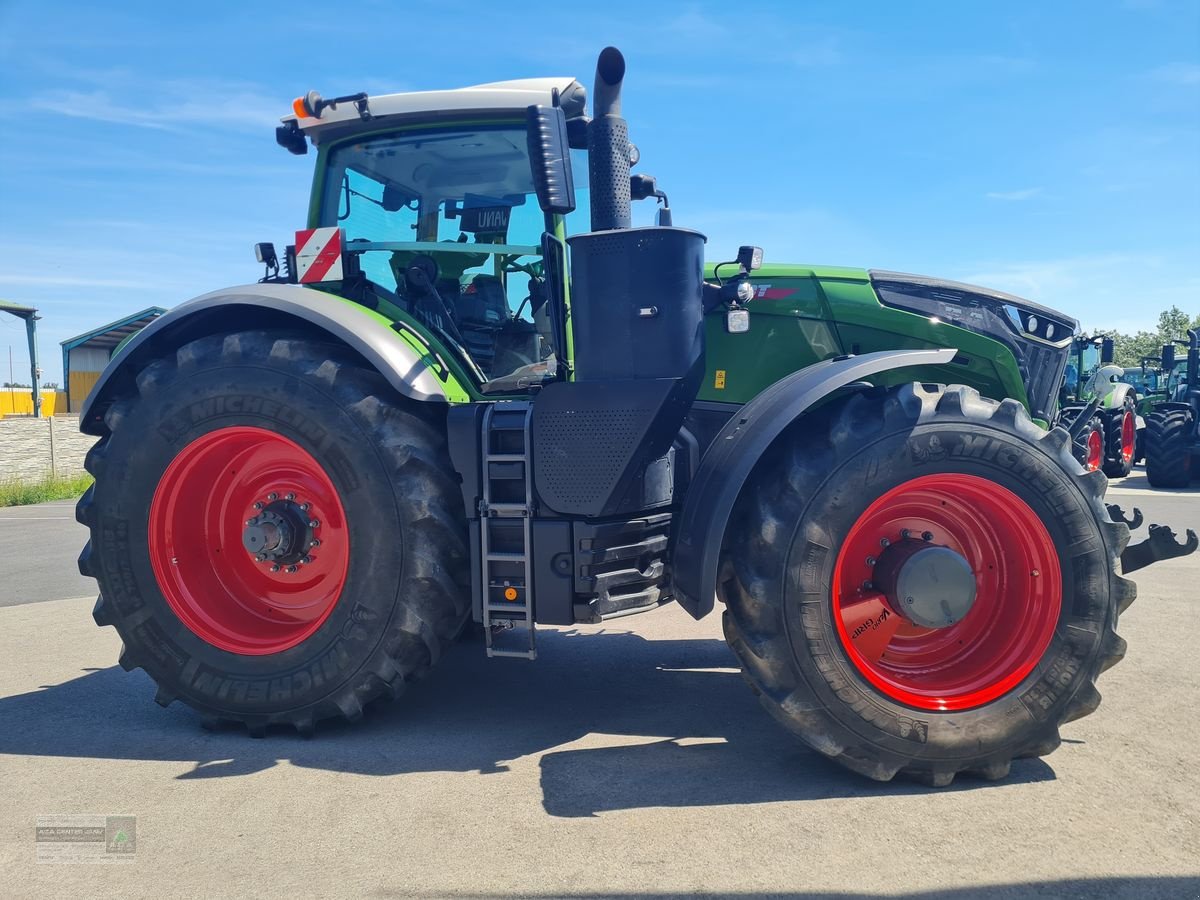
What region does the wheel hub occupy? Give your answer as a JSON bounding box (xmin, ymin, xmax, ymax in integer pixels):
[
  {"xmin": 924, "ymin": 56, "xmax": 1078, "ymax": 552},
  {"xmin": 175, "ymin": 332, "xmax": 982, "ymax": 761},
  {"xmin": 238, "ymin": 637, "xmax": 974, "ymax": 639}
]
[
  {"xmin": 872, "ymin": 540, "xmax": 977, "ymax": 629},
  {"xmin": 241, "ymin": 498, "xmax": 316, "ymax": 567}
]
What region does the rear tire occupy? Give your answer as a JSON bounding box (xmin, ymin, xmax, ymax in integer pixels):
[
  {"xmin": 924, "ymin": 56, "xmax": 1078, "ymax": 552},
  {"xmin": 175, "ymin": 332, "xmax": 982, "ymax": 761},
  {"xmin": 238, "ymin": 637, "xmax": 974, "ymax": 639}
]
[
  {"xmin": 1144, "ymin": 409, "xmax": 1194, "ymax": 488},
  {"xmin": 77, "ymin": 331, "xmax": 470, "ymax": 734},
  {"xmin": 719, "ymin": 384, "xmax": 1132, "ymax": 785},
  {"xmin": 1101, "ymin": 395, "xmax": 1136, "ymax": 479}
]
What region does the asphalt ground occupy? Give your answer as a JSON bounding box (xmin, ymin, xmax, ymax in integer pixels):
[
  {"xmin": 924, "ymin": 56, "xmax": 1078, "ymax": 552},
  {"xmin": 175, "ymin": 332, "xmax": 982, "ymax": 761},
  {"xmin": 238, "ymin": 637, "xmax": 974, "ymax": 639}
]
[
  {"xmin": 0, "ymin": 477, "xmax": 1197, "ymax": 898},
  {"xmin": 0, "ymin": 500, "xmax": 94, "ymax": 608}
]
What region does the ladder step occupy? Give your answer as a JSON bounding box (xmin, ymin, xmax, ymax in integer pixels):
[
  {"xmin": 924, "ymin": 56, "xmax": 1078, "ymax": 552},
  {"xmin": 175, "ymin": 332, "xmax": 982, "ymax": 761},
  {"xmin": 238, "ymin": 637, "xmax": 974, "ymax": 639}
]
[
  {"xmin": 487, "ymin": 648, "xmax": 538, "ymax": 660},
  {"xmin": 485, "ymin": 503, "xmax": 528, "ymax": 516},
  {"xmin": 486, "ymin": 604, "xmax": 530, "ymax": 613},
  {"xmin": 486, "ymin": 453, "xmax": 526, "ymax": 462},
  {"xmin": 486, "ymin": 551, "xmax": 526, "ymax": 561}
]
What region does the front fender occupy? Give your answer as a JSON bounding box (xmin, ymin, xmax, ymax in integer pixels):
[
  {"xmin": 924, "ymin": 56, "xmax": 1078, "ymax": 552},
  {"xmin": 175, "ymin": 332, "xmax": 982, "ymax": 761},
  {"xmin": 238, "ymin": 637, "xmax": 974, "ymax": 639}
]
[
  {"xmin": 1104, "ymin": 381, "xmax": 1135, "ymax": 410},
  {"xmin": 81, "ymin": 283, "xmax": 457, "ymax": 435},
  {"xmin": 671, "ymin": 347, "xmax": 958, "ymax": 619}
]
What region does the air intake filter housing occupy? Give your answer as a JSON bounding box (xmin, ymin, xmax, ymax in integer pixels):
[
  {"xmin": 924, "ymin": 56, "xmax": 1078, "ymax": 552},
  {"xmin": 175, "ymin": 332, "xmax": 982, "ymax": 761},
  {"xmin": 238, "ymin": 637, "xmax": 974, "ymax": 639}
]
[{"xmin": 566, "ymin": 226, "xmax": 706, "ymax": 382}]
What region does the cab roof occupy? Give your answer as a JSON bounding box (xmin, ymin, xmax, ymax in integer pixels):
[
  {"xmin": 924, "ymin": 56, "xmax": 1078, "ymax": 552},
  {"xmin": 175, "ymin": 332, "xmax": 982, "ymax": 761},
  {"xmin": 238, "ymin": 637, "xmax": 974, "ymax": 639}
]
[{"xmin": 282, "ymin": 77, "xmax": 583, "ymax": 144}]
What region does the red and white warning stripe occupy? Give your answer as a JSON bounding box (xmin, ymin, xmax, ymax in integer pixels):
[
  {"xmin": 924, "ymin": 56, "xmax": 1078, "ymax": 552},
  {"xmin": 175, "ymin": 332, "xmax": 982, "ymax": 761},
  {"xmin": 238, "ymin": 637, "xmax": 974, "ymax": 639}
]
[{"xmin": 295, "ymin": 227, "xmax": 344, "ymax": 283}]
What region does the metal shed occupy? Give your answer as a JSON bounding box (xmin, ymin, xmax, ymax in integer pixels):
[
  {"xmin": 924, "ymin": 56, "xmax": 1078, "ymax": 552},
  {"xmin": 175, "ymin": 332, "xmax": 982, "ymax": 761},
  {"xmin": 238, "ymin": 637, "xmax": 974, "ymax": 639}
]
[{"xmin": 61, "ymin": 307, "xmax": 166, "ymax": 412}]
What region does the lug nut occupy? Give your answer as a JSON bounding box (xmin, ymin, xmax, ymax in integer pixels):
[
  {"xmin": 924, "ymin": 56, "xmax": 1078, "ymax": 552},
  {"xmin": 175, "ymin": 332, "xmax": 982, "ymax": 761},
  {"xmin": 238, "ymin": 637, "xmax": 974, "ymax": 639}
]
[
  {"xmin": 879, "ymin": 537, "xmax": 890, "ymax": 548},
  {"xmin": 866, "ymin": 556, "xmax": 877, "ymax": 567},
  {"xmin": 267, "ymin": 492, "xmax": 278, "ymax": 501},
  {"xmin": 286, "ymin": 492, "xmax": 296, "ymax": 501},
  {"xmin": 861, "ymin": 580, "xmax": 874, "ymax": 591},
  {"xmin": 246, "ymin": 519, "xmax": 255, "ymax": 526},
  {"xmin": 900, "ymin": 529, "xmax": 911, "ymax": 540},
  {"xmin": 286, "ymin": 565, "xmax": 298, "ymax": 574},
  {"xmin": 300, "ymin": 503, "xmax": 310, "ymax": 512},
  {"xmin": 310, "ymin": 539, "xmax": 321, "ymax": 548},
  {"xmin": 270, "ymin": 564, "xmax": 281, "ymax": 573},
  {"xmin": 922, "ymin": 531, "xmax": 934, "ymax": 542},
  {"xmin": 309, "ymin": 519, "xmax": 320, "ymax": 528},
  {"xmin": 301, "ymin": 556, "xmax": 311, "ymax": 565},
  {"xmin": 253, "ymin": 501, "xmax": 263, "ymax": 510},
  {"xmin": 256, "ymin": 553, "xmax": 267, "ymax": 562}
]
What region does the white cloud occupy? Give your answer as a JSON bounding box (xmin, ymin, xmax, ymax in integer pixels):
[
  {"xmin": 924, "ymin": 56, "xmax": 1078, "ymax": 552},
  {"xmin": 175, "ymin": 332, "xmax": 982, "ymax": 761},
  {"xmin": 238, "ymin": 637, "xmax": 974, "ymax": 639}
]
[
  {"xmin": 29, "ymin": 76, "xmax": 284, "ymax": 133},
  {"xmin": 985, "ymin": 187, "xmax": 1043, "ymax": 201},
  {"xmin": 1146, "ymin": 62, "xmax": 1200, "ymax": 86},
  {"xmin": 0, "ymin": 274, "xmax": 150, "ymax": 289},
  {"xmin": 952, "ymin": 253, "xmax": 1200, "ymax": 333}
]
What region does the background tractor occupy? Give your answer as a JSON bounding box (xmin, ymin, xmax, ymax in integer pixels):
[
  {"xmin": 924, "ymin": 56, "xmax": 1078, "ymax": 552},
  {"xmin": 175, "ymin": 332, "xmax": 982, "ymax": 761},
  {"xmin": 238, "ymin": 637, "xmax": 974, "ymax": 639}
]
[
  {"xmin": 1144, "ymin": 329, "xmax": 1200, "ymax": 486},
  {"xmin": 1058, "ymin": 334, "xmax": 1139, "ymax": 477},
  {"xmin": 77, "ymin": 47, "xmax": 1190, "ymax": 787}
]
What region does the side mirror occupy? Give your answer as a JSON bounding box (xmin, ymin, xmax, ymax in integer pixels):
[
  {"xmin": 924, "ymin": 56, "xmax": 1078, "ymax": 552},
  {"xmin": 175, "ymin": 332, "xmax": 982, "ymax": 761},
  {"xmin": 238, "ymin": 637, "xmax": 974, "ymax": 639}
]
[
  {"xmin": 1162, "ymin": 344, "xmax": 1176, "ymax": 370},
  {"xmin": 737, "ymin": 246, "xmax": 763, "ymax": 272},
  {"xmin": 527, "ymin": 105, "xmax": 576, "ymax": 215},
  {"xmin": 1101, "ymin": 337, "xmax": 1115, "ymax": 364}
]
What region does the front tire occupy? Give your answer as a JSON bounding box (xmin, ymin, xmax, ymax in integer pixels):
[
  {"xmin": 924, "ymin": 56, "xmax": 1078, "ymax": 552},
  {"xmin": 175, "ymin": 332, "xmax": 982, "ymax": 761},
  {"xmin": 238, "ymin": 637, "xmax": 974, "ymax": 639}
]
[
  {"xmin": 719, "ymin": 384, "xmax": 1133, "ymax": 785},
  {"xmin": 77, "ymin": 331, "xmax": 470, "ymax": 734}
]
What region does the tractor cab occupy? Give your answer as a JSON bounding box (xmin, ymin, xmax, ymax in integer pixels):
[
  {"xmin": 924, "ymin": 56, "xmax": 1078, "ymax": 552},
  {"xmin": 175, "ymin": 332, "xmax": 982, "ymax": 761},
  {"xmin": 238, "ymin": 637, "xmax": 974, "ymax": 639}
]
[{"xmin": 271, "ymin": 79, "xmax": 595, "ymax": 391}]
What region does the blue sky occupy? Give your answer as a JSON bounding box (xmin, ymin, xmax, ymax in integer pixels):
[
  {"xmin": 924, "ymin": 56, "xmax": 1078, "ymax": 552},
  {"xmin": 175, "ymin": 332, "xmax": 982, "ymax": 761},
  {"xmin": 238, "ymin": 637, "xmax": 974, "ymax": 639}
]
[{"xmin": 1, "ymin": 0, "xmax": 1197, "ymax": 384}]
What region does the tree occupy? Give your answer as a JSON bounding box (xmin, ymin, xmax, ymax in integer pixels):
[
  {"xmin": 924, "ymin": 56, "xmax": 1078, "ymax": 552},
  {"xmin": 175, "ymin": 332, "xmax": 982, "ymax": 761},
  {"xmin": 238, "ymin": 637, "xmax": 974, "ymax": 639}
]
[{"xmin": 1107, "ymin": 305, "xmax": 1200, "ymax": 368}]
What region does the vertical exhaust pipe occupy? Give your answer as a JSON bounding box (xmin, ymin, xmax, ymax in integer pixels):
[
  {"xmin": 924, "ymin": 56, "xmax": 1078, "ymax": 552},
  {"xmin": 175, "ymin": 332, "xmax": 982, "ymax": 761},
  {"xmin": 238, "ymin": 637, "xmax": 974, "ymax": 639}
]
[{"xmin": 588, "ymin": 46, "xmax": 632, "ymax": 231}]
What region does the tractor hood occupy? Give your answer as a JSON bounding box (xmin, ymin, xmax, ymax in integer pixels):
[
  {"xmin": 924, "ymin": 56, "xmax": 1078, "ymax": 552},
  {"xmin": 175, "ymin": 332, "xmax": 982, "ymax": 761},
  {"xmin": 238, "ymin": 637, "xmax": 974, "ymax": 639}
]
[{"xmin": 870, "ymin": 270, "xmax": 1077, "ymax": 422}]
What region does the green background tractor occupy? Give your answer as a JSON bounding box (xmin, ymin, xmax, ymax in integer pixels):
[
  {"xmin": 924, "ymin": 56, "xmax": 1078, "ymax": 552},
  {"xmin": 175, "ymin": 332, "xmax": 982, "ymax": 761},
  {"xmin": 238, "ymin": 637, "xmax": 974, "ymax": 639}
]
[
  {"xmin": 1059, "ymin": 334, "xmax": 1139, "ymax": 477},
  {"xmin": 1143, "ymin": 329, "xmax": 1200, "ymax": 486},
  {"xmin": 77, "ymin": 47, "xmax": 1154, "ymax": 787}
]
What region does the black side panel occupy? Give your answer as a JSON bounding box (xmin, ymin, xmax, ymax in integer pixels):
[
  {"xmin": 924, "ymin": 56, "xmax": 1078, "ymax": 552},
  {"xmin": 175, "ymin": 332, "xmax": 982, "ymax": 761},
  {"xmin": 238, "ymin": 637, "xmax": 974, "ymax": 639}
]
[
  {"xmin": 671, "ymin": 348, "xmax": 958, "ymax": 620},
  {"xmin": 532, "ymin": 378, "xmax": 690, "ymax": 517},
  {"xmin": 532, "ymin": 520, "xmax": 574, "ymax": 625},
  {"xmin": 447, "ymin": 403, "xmax": 485, "ymax": 517}
]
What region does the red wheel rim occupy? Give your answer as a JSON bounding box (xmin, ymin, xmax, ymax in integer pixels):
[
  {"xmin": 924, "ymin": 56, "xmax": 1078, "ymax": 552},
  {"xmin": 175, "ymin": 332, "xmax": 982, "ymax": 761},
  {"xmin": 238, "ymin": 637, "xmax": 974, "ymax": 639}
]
[
  {"xmin": 1120, "ymin": 411, "xmax": 1135, "ymax": 465},
  {"xmin": 832, "ymin": 474, "xmax": 1061, "ymax": 711},
  {"xmin": 148, "ymin": 427, "xmax": 349, "ymax": 655},
  {"xmin": 1085, "ymin": 428, "xmax": 1103, "ymax": 472}
]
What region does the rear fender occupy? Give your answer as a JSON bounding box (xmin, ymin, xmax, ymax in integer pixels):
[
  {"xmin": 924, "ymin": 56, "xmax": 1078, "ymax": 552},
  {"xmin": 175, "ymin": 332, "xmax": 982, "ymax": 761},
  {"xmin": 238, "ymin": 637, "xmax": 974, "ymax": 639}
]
[
  {"xmin": 80, "ymin": 283, "xmax": 457, "ymax": 435},
  {"xmin": 672, "ymin": 348, "xmax": 958, "ymax": 619}
]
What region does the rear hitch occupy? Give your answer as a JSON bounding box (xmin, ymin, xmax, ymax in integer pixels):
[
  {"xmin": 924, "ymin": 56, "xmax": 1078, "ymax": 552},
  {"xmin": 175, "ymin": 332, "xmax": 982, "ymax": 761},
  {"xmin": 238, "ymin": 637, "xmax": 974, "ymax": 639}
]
[{"xmin": 1120, "ymin": 524, "xmax": 1199, "ymax": 574}]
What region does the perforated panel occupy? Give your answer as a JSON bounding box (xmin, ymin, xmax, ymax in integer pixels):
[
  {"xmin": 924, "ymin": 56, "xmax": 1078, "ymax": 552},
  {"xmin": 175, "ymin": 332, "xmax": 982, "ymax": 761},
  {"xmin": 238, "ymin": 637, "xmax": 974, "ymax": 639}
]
[{"xmin": 535, "ymin": 407, "xmax": 650, "ymax": 508}]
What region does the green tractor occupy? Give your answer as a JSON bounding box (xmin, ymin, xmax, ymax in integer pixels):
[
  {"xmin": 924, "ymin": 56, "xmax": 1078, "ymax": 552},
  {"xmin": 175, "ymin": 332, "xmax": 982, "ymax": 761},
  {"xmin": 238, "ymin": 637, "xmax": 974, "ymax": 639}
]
[
  {"xmin": 1058, "ymin": 334, "xmax": 1139, "ymax": 478},
  {"xmin": 76, "ymin": 48, "xmax": 1195, "ymax": 786},
  {"xmin": 1144, "ymin": 330, "xmax": 1200, "ymax": 487},
  {"xmin": 1122, "ymin": 347, "xmax": 1185, "ymax": 462}
]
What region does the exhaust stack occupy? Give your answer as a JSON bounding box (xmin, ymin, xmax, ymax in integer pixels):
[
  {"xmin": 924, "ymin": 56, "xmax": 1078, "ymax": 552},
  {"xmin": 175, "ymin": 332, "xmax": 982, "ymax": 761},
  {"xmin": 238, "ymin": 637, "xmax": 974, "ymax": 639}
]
[{"xmin": 588, "ymin": 47, "xmax": 632, "ymax": 231}]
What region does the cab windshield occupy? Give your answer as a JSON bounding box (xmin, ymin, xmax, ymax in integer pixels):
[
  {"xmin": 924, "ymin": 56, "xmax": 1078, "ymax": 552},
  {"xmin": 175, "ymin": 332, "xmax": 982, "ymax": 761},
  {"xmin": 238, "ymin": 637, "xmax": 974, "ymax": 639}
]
[{"xmin": 318, "ymin": 123, "xmax": 589, "ymax": 386}]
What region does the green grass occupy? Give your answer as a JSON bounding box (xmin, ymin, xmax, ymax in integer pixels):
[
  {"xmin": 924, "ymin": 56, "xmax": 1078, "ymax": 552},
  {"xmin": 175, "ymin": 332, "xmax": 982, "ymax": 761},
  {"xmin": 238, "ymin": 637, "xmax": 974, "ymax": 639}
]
[{"xmin": 0, "ymin": 473, "xmax": 93, "ymax": 508}]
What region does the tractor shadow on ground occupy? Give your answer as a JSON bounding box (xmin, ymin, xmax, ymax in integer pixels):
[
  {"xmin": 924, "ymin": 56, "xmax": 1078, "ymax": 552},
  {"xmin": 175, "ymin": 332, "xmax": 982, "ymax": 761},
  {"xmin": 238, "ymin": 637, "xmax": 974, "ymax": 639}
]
[{"xmin": 0, "ymin": 625, "xmax": 1055, "ymax": 815}]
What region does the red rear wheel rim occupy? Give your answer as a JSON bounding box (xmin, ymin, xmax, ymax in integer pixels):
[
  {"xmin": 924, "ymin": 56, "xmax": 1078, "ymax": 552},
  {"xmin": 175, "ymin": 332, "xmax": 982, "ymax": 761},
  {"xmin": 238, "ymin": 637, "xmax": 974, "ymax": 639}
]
[
  {"xmin": 1120, "ymin": 410, "xmax": 1135, "ymax": 464},
  {"xmin": 1086, "ymin": 428, "xmax": 1103, "ymax": 472},
  {"xmin": 832, "ymin": 473, "xmax": 1061, "ymax": 711},
  {"xmin": 148, "ymin": 426, "xmax": 349, "ymax": 655}
]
